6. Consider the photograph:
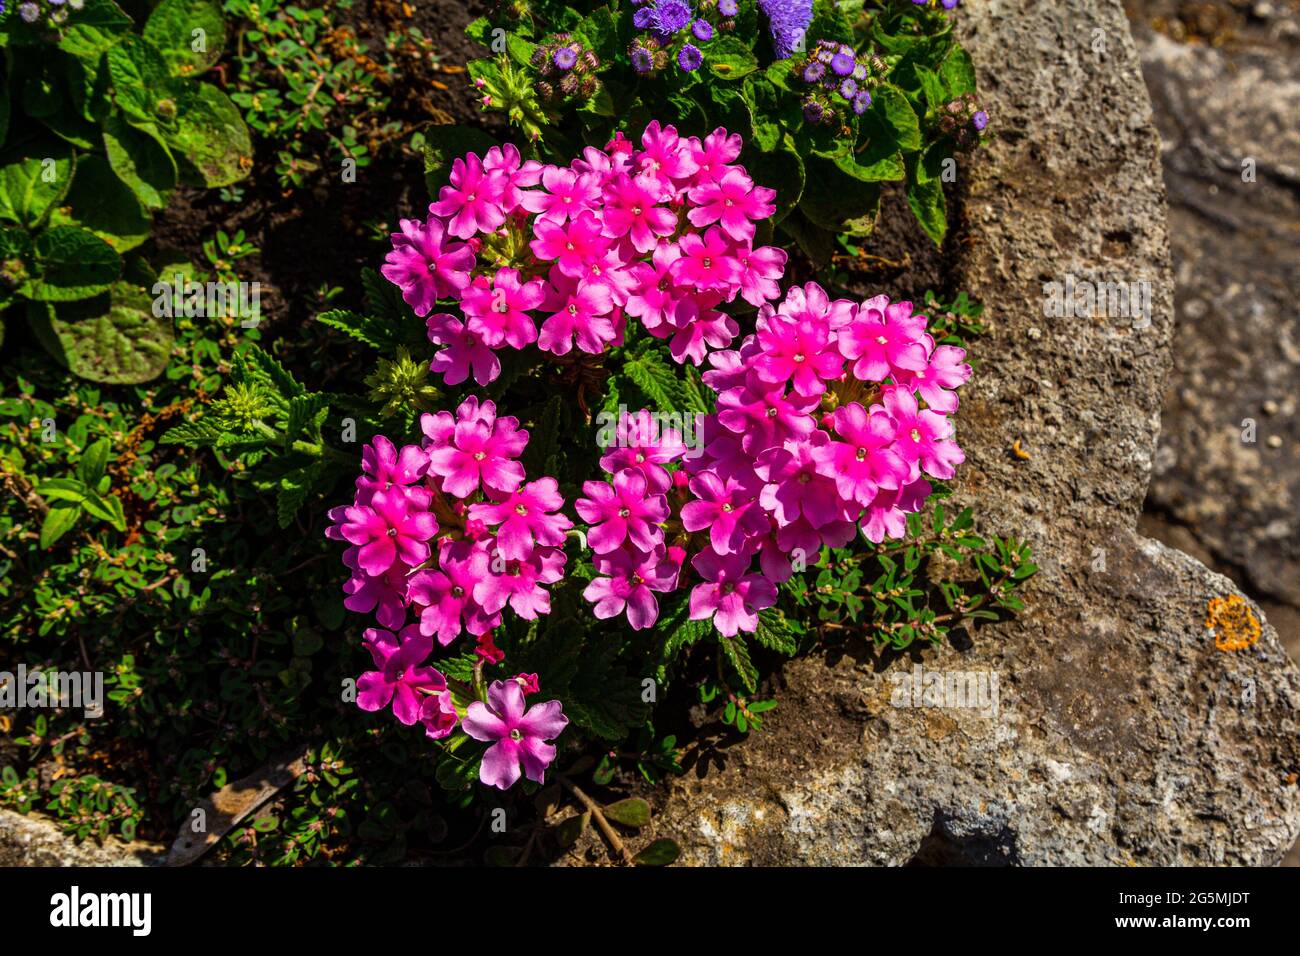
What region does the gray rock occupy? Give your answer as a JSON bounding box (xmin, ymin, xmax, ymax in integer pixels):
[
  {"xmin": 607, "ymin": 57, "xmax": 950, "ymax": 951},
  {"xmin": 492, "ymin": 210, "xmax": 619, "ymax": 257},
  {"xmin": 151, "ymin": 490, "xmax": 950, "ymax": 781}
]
[
  {"xmin": 0, "ymin": 809, "xmax": 159, "ymax": 867},
  {"xmin": 635, "ymin": 0, "xmax": 1300, "ymax": 866}
]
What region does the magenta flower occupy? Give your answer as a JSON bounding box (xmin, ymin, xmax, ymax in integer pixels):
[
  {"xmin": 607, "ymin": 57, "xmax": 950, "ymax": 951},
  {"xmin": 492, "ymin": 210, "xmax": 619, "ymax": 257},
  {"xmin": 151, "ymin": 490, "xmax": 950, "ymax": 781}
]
[
  {"xmin": 537, "ymin": 269, "xmax": 618, "ymax": 356},
  {"xmin": 356, "ymin": 626, "xmax": 444, "ymax": 725},
  {"xmin": 602, "ymin": 173, "xmax": 678, "ymax": 253},
  {"xmin": 328, "ymin": 488, "xmax": 438, "ymax": 577},
  {"xmin": 894, "ymin": 344, "xmax": 971, "ymax": 413},
  {"xmin": 838, "ymin": 296, "xmax": 930, "ymax": 382},
  {"xmin": 664, "ymin": 295, "xmax": 739, "ymax": 366},
  {"xmin": 753, "ymin": 314, "xmax": 844, "ymax": 398},
  {"xmin": 426, "ymin": 313, "xmax": 500, "ymax": 386},
  {"xmin": 598, "ymin": 408, "xmax": 689, "ymax": 493},
  {"xmin": 468, "ymin": 477, "xmax": 573, "ymax": 560},
  {"xmin": 879, "ymin": 385, "xmax": 965, "ymax": 481},
  {"xmin": 530, "ymin": 210, "xmax": 605, "ymax": 278},
  {"xmin": 687, "ymin": 168, "xmax": 776, "ymax": 242},
  {"xmin": 637, "ymin": 120, "xmax": 700, "ymax": 186},
  {"xmin": 462, "ymin": 268, "xmax": 545, "ymax": 349},
  {"xmin": 380, "ymin": 216, "xmax": 474, "ymax": 317},
  {"xmin": 861, "ymin": 476, "xmax": 932, "ymax": 543},
  {"xmin": 687, "ymin": 127, "xmax": 744, "ymax": 185},
  {"xmin": 425, "ymin": 408, "xmax": 528, "ymax": 499},
  {"xmin": 755, "ymin": 433, "xmax": 847, "ymax": 529},
  {"xmin": 737, "ymin": 245, "xmax": 788, "ymax": 307},
  {"xmin": 341, "ymin": 547, "xmax": 408, "ymax": 630},
  {"xmin": 357, "ymin": 435, "xmax": 429, "ymax": 503},
  {"xmin": 473, "ymin": 546, "xmax": 567, "ymax": 619},
  {"xmin": 483, "ymin": 143, "xmax": 544, "ymax": 213},
  {"xmin": 429, "ymin": 153, "xmax": 508, "ymax": 238},
  {"xmin": 575, "ymin": 469, "xmax": 669, "ymax": 554},
  {"xmin": 519, "ymin": 165, "xmax": 601, "ymax": 224},
  {"xmin": 462, "ymin": 680, "xmax": 568, "ymax": 789},
  {"xmin": 582, "ymin": 546, "xmax": 681, "ymax": 630},
  {"xmin": 670, "ymin": 227, "xmax": 743, "ymax": 292},
  {"xmin": 407, "ymin": 540, "xmax": 500, "ymax": 644},
  {"xmin": 688, "ymin": 549, "xmax": 778, "ymax": 636},
  {"xmin": 812, "ymin": 402, "xmax": 907, "ymax": 506},
  {"xmin": 625, "ymin": 244, "xmax": 687, "ymax": 333},
  {"xmin": 419, "ymin": 691, "xmax": 460, "ymax": 740},
  {"xmin": 680, "ymin": 471, "xmax": 768, "ymax": 554}
]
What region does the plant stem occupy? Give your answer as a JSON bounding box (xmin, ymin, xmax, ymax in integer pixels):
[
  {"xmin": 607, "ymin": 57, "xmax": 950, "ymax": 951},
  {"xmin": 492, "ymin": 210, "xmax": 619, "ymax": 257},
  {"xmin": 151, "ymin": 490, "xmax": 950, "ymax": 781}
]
[{"xmin": 555, "ymin": 773, "xmax": 636, "ymax": 866}]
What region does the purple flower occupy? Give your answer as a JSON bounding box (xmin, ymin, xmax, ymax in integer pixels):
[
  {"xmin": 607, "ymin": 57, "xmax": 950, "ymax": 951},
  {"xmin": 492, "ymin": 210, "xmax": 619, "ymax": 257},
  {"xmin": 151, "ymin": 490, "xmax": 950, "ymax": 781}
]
[
  {"xmin": 631, "ymin": 46, "xmax": 655, "ymax": 73},
  {"xmin": 553, "ymin": 47, "xmax": 578, "ymax": 71},
  {"xmin": 462, "ymin": 680, "xmax": 568, "ymax": 789},
  {"xmin": 831, "ymin": 51, "xmax": 856, "ymax": 76},
  {"xmin": 19, "ymin": 2, "xmax": 38, "ymax": 22},
  {"xmin": 972, "ymin": 110, "xmax": 988, "ymax": 131},
  {"xmin": 718, "ymin": 0, "xmax": 738, "ymax": 14},
  {"xmin": 802, "ymin": 61, "xmax": 825, "ymax": 83},
  {"xmin": 852, "ymin": 91, "xmax": 872, "ymax": 115},
  {"xmin": 692, "ymin": 18, "xmax": 713, "ymax": 41},
  {"xmin": 678, "ymin": 42, "xmax": 703, "ymax": 71},
  {"xmin": 633, "ymin": 6, "xmax": 655, "ymax": 28},
  {"xmin": 942, "ymin": 0, "xmax": 960, "ymax": 8},
  {"xmin": 758, "ymin": 0, "xmax": 813, "ymax": 59},
  {"xmin": 638, "ymin": 0, "xmax": 694, "ymax": 35},
  {"xmin": 802, "ymin": 98, "xmax": 825, "ymax": 123},
  {"xmin": 839, "ymin": 77, "xmax": 858, "ymax": 100}
]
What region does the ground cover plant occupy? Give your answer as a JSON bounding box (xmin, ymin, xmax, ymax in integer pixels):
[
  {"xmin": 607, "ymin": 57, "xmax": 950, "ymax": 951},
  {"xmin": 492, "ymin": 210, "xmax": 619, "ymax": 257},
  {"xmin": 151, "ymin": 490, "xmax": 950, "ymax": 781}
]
[{"xmin": 0, "ymin": 0, "xmax": 1034, "ymax": 866}]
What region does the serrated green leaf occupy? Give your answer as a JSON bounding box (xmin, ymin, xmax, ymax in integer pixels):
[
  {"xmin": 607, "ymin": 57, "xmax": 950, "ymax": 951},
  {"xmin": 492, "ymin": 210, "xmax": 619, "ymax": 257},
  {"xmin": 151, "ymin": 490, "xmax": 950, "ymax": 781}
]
[
  {"xmin": 21, "ymin": 226, "xmax": 121, "ymax": 302},
  {"xmin": 144, "ymin": 0, "xmax": 226, "ymax": 76}
]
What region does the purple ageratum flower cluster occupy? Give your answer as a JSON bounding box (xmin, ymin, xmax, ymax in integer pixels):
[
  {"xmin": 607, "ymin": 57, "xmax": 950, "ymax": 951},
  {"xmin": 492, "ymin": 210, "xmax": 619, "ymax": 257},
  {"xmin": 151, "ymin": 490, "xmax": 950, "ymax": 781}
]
[
  {"xmin": 530, "ymin": 33, "xmax": 601, "ymax": 101},
  {"xmin": 799, "ymin": 39, "xmax": 885, "ymax": 128},
  {"xmin": 913, "ymin": 0, "xmax": 961, "ymax": 8},
  {"xmin": 936, "ymin": 92, "xmax": 989, "ymax": 148},
  {"xmin": 630, "ymin": 0, "xmax": 720, "ymax": 76},
  {"xmin": 758, "ymin": 0, "xmax": 813, "ymax": 59},
  {"xmin": 634, "ymin": 0, "xmax": 695, "ymax": 38},
  {"xmin": 327, "ymin": 397, "xmax": 572, "ymax": 788}
]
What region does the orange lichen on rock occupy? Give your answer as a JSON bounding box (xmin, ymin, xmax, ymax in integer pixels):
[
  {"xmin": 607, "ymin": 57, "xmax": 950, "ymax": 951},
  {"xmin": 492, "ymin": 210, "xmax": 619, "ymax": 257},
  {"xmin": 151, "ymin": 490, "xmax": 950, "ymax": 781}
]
[{"xmin": 1205, "ymin": 594, "xmax": 1261, "ymax": 652}]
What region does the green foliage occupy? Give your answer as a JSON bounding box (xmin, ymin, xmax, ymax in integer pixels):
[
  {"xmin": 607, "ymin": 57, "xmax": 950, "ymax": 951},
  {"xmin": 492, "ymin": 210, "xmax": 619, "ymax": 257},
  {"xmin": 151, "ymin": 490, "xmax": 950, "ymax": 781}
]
[
  {"xmin": 0, "ymin": 0, "xmax": 251, "ymax": 381},
  {"xmin": 464, "ymin": 0, "xmax": 990, "ymax": 254}
]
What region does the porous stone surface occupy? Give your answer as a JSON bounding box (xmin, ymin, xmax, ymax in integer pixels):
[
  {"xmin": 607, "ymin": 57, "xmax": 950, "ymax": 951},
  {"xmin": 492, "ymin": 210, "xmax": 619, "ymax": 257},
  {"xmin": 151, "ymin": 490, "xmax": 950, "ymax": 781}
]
[
  {"xmin": 637, "ymin": 0, "xmax": 1300, "ymax": 865},
  {"xmin": 0, "ymin": 809, "xmax": 157, "ymax": 866}
]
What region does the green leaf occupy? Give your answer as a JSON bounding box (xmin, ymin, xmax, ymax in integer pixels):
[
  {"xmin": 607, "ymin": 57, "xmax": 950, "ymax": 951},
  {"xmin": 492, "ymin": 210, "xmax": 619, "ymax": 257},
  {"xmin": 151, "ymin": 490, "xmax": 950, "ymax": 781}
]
[
  {"xmin": 602, "ymin": 797, "xmax": 651, "ymax": 828},
  {"xmin": 78, "ymin": 437, "xmax": 112, "ymax": 486},
  {"xmin": 873, "ymin": 84, "xmax": 922, "ymax": 152},
  {"xmin": 905, "ymin": 160, "xmax": 947, "ymax": 246},
  {"xmin": 633, "ymin": 838, "xmax": 681, "ymax": 867},
  {"xmin": 58, "ymin": 0, "xmax": 135, "ymax": 61},
  {"xmin": 40, "ymin": 503, "xmax": 82, "ymax": 548},
  {"xmin": 21, "ymin": 226, "xmax": 121, "ymax": 302},
  {"xmin": 144, "ymin": 0, "xmax": 227, "ymax": 76},
  {"xmin": 0, "ymin": 142, "xmax": 75, "ymax": 228},
  {"xmin": 103, "ymin": 115, "xmax": 177, "ymax": 211},
  {"xmin": 80, "ymin": 490, "xmax": 126, "ymax": 531},
  {"xmin": 106, "ymin": 36, "xmax": 175, "ymax": 122},
  {"xmin": 35, "ymin": 478, "xmax": 91, "ymax": 504},
  {"xmin": 284, "ymin": 394, "xmax": 329, "ymax": 445},
  {"xmin": 316, "ymin": 309, "xmax": 402, "ymax": 351},
  {"xmin": 28, "ymin": 284, "xmax": 172, "ymax": 384},
  {"xmin": 708, "ymin": 36, "xmax": 759, "ymax": 81},
  {"xmin": 941, "ymin": 46, "xmax": 977, "ymax": 97},
  {"xmin": 745, "ymin": 136, "xmax": 804, "ymax": 223},
  {"xmin": 164, "ymin": 83, "xmax": 253, "ymax": 187},
  {"xmin": 717, "ymin": 633, "xmax": 758, "ymax": 693},
  {"xmin": 50, "ymin": 155, "xmax": 151, "ymax": 252},
  {"xmin": 753, "ymin": 610, "xmax": 798, "ymax": 656}
]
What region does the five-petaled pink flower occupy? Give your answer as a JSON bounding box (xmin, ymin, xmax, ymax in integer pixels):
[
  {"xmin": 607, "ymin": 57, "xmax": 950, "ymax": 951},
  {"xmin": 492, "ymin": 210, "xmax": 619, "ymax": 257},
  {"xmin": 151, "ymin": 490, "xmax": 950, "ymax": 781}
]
[
  {"xmin": 430, "ymin": 153, "xmax": 508, "ymax": 238},
  {"xmin": 688, "ymin": 550, "xmax": 778, "ymax": 637},
  {"xmin": 575, "ymin": 469, "xmax": 669, "ymax": 554},
  {"xmin": 582, "ymin": 546, "xmax": 681, "ymax": 630},
  {"xmin": 462, "ymin": 680, "xmax": 568, "ymax": 790},
  {"xmin": 357, "ymin": 626, "xmax": 445, "ymax": 725},
  {"xmin": 469, "ymin": 478, "xmax": 573, "ymax": 561},
  {"xmin": 425, "ymin": 412, "xmax": 528, "ymax": 498},
  {"xmin": 380, "ymin": 216, "xmax": 474, "ymax": 317}
]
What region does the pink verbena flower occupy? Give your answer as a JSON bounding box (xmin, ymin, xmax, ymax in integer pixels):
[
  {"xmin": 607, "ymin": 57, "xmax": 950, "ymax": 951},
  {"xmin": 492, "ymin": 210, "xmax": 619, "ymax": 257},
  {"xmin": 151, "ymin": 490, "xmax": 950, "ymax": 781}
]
[
  {"xmin": 357, "ymin": 436, "xmax": 429, "ymax": 504},
  {"xmin": 380, "ymin": 216, "xmax": 474, "ymax": 317},
  {"xmin": 812, "ymin": 402, "xmax": 907, "ymax": 506},
  {"xmin": 430, "ymin": 153, "xmax": 508, "ymax": 238},
  {"xmin": 738, "ymin": 245, "xmax": 788, "ymax": 307},
  {"xmin": 879, "ymin": 385, "xmax": 965, "ymax": 481},
  {"xmin": 473, "ymin": 546, "xmax": 567, "ymax": 619},
  {"xmin": 341, "ymin": 547, "xmax": 408, "ymax": 630},
  {"xmin": 680, "ymin": 471, "xmax": 768, "ymax": 554},
  {"xmin": 670, "ymin": 228, "xmax": 743, "ymax": 292},
  {"xmin": 753, "ymin": 313, "xmax": 844, "ymax": 398},
  {"xmin": 598, "ymin": 408, "xmax": 689, "ymax": 493},
  {"xmin": 519, "ymin": 165, "xmax": 602, "ymax": 224},
  {"xmin": 537, "ymin": 270, "xmax": 618, "ymax": 356},
  {"xmin": 407, "ymin": 539, "xmax": 500, "ymax": 644},
  {"xmin": 530, "ymin": 210, "xmax": 605, "ymax": 278},
  {"xmin": 425, "ymin": 404, "xmax": 528, "ymax": 498},
  {"xmin": 468, "ymin": 478, "xmax": 573, "ymax": 561},
  {"xmin": 426, "ymin": 313, "xmax": 500, "ymax": 386},
  {"xmin": 462, "ymin": 268, "xmax": 545, "ymax": 349},
  {"xmin": 688, "ymin": 549, "xmax": 778, "ymax": 637},
  {"xmin": 837, "ymin": 296, "xmax": 930, "ymax": 382},
  {"xmin": 687, "ymin": 168, "xmax": 776, "ymax": 242},
  {"xmin": 582, "ymin": 546, "xmax": 681, "ymax": 630},
  {"xmin": 483, "ymin": 143, "xmax": 544, "ymax": 214},
  {"xmin": 575, "ymin": 469, "xmax": 669, "ymax": 554},
  {"xmin": 462, "ymin": 680, "xmax": 568, "ymax": 789},
  {"xmin": 637, "ymin": 120, "xmax": 700, "ymax": 186},
  {"xmin": 894, "ymin": 343, "xmax": 971, "ymax": 414},
  {"xmin": 357, "ymin": 626, "xmax": 444, "ymax": 725},
  {"xmin": 328, "ymin": 488, "xmax": 438, "ymax": 576},
  {"xmin": 602, "ymin": 174, "xmax": 678, "ymax": 253},
  {"xmin": 686, "ymin": 127, "xmax": 744, "ymax": 185}
]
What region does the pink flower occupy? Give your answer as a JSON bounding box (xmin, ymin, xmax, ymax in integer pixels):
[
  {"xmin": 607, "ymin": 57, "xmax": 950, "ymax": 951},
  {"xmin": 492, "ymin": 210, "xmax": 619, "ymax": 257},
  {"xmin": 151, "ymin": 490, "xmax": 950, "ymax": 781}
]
[
  {"xmin": 687, "ymin": 127, "xmax": 744, "ymax": 185},
  {"xmin": 357, "ymin": 436, "xmax": 429, "ymax": 503},
  {"xmin": 688, "ymin": 549, "xmax": 778, "ymax": 637},
  {"xmin": 598, "ymin": 408, "xmax": 689, "ymax": 493},
  {"xmin": 753, "ymin": 314, "xmax": 844, "ymax": 398},
  {"xmin": 625, "ymin": 244, "xmax": 687, "ymax": 333},
  {"xmin": 430, "ymin": 153, "xmax": 508, "ymax": 238},
  {"xmin": 482, "ymin": 143, "xmax": 543, "ymax": 213},
  {"xmin": 664, "ymin": 295, "xmax": 739, "ymax": 366},
  {"xmin": 737, "ymin": 245, "xmax": 788, "ymax": 307},
  {"xmin": 537, "ymin": 269, "xmax": 618, "ymax": 356},
  {"xmin": 575, "ymin": 469, "xmax": 668, "ymax": 554},
  {"xmin": 755, "ymin": 433, "xmax": 847, "ymax": 529},
  {"xmin": 680, "ymin": 471, "xmax": 768, "ymax": 554},
  {"xmin": 894, "ymin": 344, "xmax": 971, "ymax": 413},
  {"xmin": 341, "ymin": 547, "xmax": 408, "ymax": 630},
  {"xmin": 407, "ymin": 539, "xmax": 500, "ymax": 644},
  {"xmin": 357, "ymin": 626, "xmax": 444, "ymax": 725},
  {"xmin": 879, "ymin": 386, "xmax": 965, "ymax": 481},
  {"xmin": 670, "ymin": 227, "xmax": 743, "ymax": 292},
  {"xmin": 468, "ymin": 477, "xmax": 573, "ymax": 560},
  {"xmin": 462, "ymin": 680, "xmax": 568, "ymax": 789},
  {"xmin": 473, "ymin": 547, "xmax": 567, "ymax": 619},
  {"xmin": 419, "ymin": 692, "xmax": 459, "ymax": 740},
  {"xmin": 687, "ymin": 168, "xmax": 776, "ymax": 242},
  {"xmin": 530, "ymin": 210, "xmax": 605, "ymax": 278},
  {"xmin": 519, "ymin": 165, "xmax": 602, "ymax": 224},
  {"xmin": 328, "ymin": 488, "xmax": 438, "ymax": 577},
  {"xmin": 602, "ymin": 174, "xmax": 678, "ymax": 253},
  {"xmin": 812, "ymin": 402, "xmax": 907, "ymax": 506},
  {"xmin": 426, "ymin": 313, "xmax": 500, "ymax": 386},
  {"xmin": 582, "ymin": 546, "xmax": 681, "ymax": 630},
  {"xmin": 637, "ymin": 120, "xmax": 700, "ymax": 186},
  {"xmin": 426, "ymin": 408, "xmax": 528, "ymax": 498},
  {"xmin": 380, "ymin": 216, "xmax": 474, "ymax": 317},
  {"xmin": 462, "ymin": 269, "xmax": 545, "ymax": 349},
  {"xmin": 838, "ymin": 296, "xmax": 930, "ymax": 382},
  {"xmin": 861, "ymin": 476, "xmax": 932, "ymax": 543}
]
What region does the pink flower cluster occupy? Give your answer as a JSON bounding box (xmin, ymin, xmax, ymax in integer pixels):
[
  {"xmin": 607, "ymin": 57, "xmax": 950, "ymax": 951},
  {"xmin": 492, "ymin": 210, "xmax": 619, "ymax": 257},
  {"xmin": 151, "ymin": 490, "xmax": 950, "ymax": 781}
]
[
  {"xmin": 327, "ymin": 396, "xmax": 571, "ymax": 789},
  {"xmin": 579, "ymin": 285, "xmax": 971, "ymax": 637},
  {"xmin": 381, "ymin": 122, "xmax": 788, "ymax": 377}
]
